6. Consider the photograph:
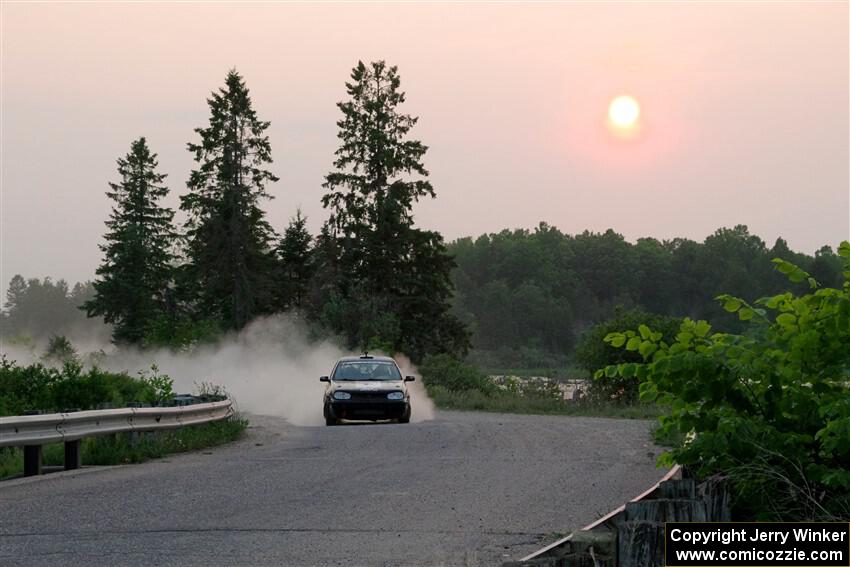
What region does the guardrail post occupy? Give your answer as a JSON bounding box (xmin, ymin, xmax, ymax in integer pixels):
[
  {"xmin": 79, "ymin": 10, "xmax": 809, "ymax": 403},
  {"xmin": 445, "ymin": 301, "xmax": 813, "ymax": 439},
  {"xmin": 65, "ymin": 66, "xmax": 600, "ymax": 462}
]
[
  {"xmin": 64, "ymin": 439, "xmax": 81, "ymax": 470},
  {"xmin": 23, "ymin": 445, "xmax": 42, "ymax": 476}
]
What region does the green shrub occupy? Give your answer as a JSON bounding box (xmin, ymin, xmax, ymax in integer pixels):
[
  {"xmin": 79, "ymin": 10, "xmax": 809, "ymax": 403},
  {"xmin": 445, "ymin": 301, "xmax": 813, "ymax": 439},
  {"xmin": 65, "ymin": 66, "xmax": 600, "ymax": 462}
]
[
  {"xmin": 137, "ymin": 364, "xmax": 174, "ymax": 405},
  {"xmin": 575, "ymin": 307, "xmax": 680, "ymax": 403},
  {"xmin": 419, "ymin": 354, "xmax": 497, "ymax": 394},
  {"xmin": 520, "ymin": 377, "xmax": 563, "ymax": 400},
  {"xmin": 421, "ymin": 354, "xmax": 664, "ymax": 418},
  {"xmin": 0, "ymin": 357, "xmax": 156, "ymax": 416},
  {"xmin": 42, "ymin": 335, "xmax": 78, "ymax": 364},
  {"xmin": 427, "ymin": 384, "xmax": 662, "ymax": 419},
  {"xmin": 599, "ymin": 241, "xmax": 850, "ymax": 521}
]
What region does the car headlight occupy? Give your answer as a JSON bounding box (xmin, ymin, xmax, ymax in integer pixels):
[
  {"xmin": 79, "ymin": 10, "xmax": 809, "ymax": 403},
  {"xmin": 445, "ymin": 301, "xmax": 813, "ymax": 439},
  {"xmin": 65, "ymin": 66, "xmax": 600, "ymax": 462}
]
[
  {"xmin": 387, "ymin": 391, "xmax": 404, "ymax": 400},
  {"xmin": 333, "ymin": 391, "xmax": 352, "ymax": 400}
]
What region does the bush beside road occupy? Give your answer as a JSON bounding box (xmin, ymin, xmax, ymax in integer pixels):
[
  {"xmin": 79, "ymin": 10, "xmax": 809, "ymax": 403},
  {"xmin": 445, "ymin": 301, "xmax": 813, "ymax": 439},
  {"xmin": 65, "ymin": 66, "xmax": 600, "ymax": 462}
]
[
  {"xmin": 0, "ymin": 358, "xmax": 246, "ymax": 480},
  {"xmin": 420, "ymin": 353, "xmax": 663, "ymax": 420}
]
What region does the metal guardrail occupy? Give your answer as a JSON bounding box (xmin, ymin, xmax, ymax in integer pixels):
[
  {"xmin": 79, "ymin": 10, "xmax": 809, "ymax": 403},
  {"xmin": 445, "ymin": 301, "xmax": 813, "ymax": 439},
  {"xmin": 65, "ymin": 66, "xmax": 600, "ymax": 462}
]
[{"xmin": 0, "ymin": 400, "xmax": 233, "ymax": 476}]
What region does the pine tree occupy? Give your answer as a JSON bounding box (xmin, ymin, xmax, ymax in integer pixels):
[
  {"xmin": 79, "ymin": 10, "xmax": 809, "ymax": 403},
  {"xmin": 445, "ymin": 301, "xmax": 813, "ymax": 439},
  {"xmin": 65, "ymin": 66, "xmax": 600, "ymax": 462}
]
[
  {"xmin": 4, "ymin": 275, "xmax": 27, "ymax": 315},
  {"xmin": 304, "ymin": 224, "xmax": 344, "ymax": 324},
  {"xmin": 3, "ymin": 275, "xmax": 28, "ymax": 337},
  {"xmin": 83, "ymin": 137, "xmax": 176, "ymax": 344},
  {"xmin": 323, "ymin": 61, "xmax": 433, "ymax": 286},
  {"xmin": 276, "ymin": 209, "xmax": 314, "ymax": 310},
  {"xmin": 321, "ymin": 61, "xmax": 469, "ymax": 360},
  {"xmin": 181, "ymin": 69, "xmax": 279, "ymax": 330}
]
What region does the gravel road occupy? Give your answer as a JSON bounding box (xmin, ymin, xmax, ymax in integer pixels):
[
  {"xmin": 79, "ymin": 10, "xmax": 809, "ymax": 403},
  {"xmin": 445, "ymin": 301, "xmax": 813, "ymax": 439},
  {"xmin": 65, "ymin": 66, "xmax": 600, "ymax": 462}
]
[{"xmin": 0, "ymin": 411, "xmax": 667, "ymax": 566}]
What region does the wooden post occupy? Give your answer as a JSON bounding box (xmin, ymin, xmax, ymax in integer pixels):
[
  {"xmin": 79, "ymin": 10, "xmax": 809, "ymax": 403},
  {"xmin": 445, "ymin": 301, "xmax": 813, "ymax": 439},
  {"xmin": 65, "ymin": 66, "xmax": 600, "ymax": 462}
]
[
  {"xmin": 698, "ymin": 477, "xmax": 731, "ymax": 521},
  {"xmin": 568, "ymin": 531, "xmax": 616, "ymax": 566},
  {"xmin": 500, "ymin": 477, "xmax": 730, "ymax": 567},
  {"xmin": 618, "ymin": 480, "xmax": 709, "ymax": 567}
]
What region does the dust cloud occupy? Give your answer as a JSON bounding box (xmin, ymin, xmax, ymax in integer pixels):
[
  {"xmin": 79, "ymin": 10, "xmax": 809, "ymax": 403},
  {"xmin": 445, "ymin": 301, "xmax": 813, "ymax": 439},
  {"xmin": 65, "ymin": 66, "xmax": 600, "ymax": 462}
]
[
  {"xmin": 395, "ymin": 353, "xmax": 436, "ymax": 422},
  {"xmin": 2, "ymin": 314, "xmax": 436, "ymax": 426}
]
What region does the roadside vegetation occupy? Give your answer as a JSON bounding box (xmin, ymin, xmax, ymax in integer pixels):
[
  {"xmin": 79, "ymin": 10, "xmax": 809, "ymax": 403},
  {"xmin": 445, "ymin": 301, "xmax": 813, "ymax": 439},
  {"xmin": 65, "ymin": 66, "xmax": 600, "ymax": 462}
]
[
  {"xmin": 419, "ymin": 354, "xmax": 663, "ymax": 420},
  {"xmin": 0, "ymin": 356, "xmax": 246, "ymax": 480},
  {"xmin": 0, "ymin": 356, "xmax": 177, "ymax": 417},
  {"xmin": 0, "ymin": 418, "xmax": 246, "ymax": 480},
  {"xmin": 598, "ymin": 242, "xmax": 850, "ymax": 521},
  {"xmin": 426, "ymin": 386, "xmax": 663, "ymax": 420}
]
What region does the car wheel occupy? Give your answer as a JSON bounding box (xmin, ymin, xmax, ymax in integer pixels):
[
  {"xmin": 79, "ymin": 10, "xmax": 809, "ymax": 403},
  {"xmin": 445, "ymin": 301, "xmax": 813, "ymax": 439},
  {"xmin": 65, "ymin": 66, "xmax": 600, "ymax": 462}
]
[
  {"xmin": 398, "ymin": 405, "xmax": 411, "ymax": 424},
  {"xmin": 324, "ymin": 403, "xmax": 338, "ymax": 426}
]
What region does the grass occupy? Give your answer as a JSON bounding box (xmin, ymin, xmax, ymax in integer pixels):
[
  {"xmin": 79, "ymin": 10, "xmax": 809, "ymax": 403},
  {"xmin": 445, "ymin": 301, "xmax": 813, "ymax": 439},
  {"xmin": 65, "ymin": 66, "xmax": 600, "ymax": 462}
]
[
  {"xmin": 427, "ymin": 386, "xmax": 665, "ymax": 420},
  {"xmin": 0, "ymin": 416, "xmax": 247, "ymax": 480}
]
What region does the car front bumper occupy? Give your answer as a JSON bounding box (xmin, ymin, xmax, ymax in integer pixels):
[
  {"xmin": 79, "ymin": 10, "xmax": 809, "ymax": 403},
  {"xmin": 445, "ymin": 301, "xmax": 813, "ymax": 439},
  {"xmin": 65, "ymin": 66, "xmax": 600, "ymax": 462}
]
[{"xmin": 327, "ymin": 399, "xmax": 409, "ymax": 420}]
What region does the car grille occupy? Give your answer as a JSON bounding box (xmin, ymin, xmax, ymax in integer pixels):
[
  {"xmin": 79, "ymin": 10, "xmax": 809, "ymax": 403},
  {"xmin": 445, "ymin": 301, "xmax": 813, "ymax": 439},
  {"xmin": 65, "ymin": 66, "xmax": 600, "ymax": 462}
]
[
  {"xmin": 349, "ymin": 391, "xmax": 392, "ymax": 401},
  {"xmin": 331, "ymin": 400, "xmax": 407, "ymax": 419}
]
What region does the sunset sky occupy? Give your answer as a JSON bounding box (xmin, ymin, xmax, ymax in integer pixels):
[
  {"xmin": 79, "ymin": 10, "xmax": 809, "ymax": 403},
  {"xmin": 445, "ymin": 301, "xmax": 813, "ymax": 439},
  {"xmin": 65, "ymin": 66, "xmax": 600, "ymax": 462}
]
[{"xmin": 2, "ymin": 2, "xmax": 848, "ymax": 286}]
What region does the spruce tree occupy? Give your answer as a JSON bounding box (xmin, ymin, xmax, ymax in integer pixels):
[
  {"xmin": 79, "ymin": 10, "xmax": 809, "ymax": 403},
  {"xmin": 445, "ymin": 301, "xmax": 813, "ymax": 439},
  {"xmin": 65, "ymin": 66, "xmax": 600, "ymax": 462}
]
[
  {"xmin": 323, "ymin": 61, "xmax": 433, "ymax": 286},
  {"xmin": 305, "ymin": 225, "xmax": 344, "ymax": 325},
  {"xmin": 83, "ymin": 137, "xmax": 175, "ymax": 344},
  {"xmin": 3, "ymin": 275, "xmax": 28, "ymax": 337},
  {"xmin": 181, "ymin": 69, "xmax": 279, "ymax": 330},
  {"xmin": 321, "ymin": 61, "xmax": 469, "ymax": 360},
  {"xmin": 276, "ymin": 209, "xmax": 314, "ymax": 310},
  {"xmin": 4, "ymin": 275, "xmax": 27, "ymax": 316}
]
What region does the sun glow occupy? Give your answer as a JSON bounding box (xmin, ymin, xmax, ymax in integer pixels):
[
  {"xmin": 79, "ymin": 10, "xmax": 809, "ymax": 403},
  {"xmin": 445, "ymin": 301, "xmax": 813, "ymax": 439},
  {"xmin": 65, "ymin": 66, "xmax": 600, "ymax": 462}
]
[{"xmin": 607, "ymin": 95, "xmax": 641, "ymax": 136}]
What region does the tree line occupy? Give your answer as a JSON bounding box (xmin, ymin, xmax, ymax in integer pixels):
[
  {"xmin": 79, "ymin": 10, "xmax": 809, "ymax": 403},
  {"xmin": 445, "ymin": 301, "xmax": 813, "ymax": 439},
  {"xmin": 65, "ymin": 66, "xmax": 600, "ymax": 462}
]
[
  {"xmin": 1, "ymin": 277, "xmax": 95, "ymax": 342},
  {"xmin": 6, "ymin": 219, "xmax": 841, "ymax": 370},
  {"xmin": 450, "ymin": 223, "xmax": 845, "ymax": 368}
]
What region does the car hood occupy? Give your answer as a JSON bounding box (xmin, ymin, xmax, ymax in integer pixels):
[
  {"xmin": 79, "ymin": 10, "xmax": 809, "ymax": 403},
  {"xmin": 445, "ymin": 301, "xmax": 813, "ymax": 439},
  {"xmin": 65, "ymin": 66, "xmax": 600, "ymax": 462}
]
[{"xmin": 331, "ymin": 380, "xmax": 404, "ymax": 392}]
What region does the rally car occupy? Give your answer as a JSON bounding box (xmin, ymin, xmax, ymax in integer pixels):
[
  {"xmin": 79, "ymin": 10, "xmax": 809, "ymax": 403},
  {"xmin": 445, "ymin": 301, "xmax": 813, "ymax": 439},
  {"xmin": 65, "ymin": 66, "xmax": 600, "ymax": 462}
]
[{"xmin": 320, "ymin": 354, "xmax": 414, "ymax": 426}]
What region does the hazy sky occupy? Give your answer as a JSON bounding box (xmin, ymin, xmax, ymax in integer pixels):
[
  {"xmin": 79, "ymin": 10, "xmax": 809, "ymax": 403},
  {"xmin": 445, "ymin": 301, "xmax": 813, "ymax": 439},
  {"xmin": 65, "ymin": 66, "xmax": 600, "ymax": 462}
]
[{"xmin": 2, "ymin": 2, "xmax": 848, "ymax": 287}]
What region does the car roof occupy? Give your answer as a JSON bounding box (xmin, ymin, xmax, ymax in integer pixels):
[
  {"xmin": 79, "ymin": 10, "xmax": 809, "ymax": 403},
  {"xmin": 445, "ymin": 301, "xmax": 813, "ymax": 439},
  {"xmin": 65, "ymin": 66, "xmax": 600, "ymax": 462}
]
[{"xmin": 336, "ymin": 355, "xmax": 397, "ymax": 363}]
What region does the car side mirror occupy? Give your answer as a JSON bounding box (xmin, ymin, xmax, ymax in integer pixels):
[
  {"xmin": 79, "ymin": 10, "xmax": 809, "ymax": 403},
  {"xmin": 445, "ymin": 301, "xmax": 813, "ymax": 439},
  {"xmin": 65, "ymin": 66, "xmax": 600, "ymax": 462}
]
[
  {"xmin": 319, "ymin": 376, "xmax": 330, "ymax": 382},
  {"xmin": 404, "ymin": 376, "xmax": 415, "ymax": 382}
]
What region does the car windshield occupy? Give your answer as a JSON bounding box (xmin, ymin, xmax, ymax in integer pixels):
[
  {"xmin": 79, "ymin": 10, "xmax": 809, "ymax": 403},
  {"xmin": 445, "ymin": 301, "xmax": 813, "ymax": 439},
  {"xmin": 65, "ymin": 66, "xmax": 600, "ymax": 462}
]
[{"xmin": 333, "ymin": 361, "xmax": 402, "ymax": 381}]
